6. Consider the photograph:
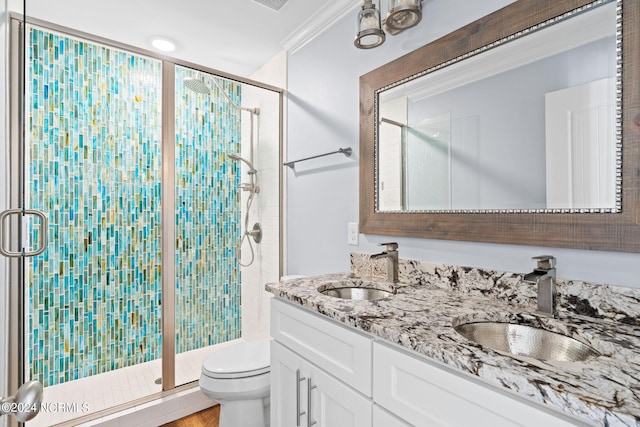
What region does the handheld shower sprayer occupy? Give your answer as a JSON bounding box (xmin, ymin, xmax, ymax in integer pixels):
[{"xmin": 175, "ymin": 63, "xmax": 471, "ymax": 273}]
[
  {"xmin": 1, "ymin": 381, "xmax": 44, "ymax": 422},
  {"xmin": 228, "ymin": 153, "xmax": 257, "ymax": 175},
  {"xmin": 228, "ymin": 152, "xmax": 262, "ymax": 267},
  {"xmin": 229, "ymin": 153, "xmax": 259, "ymax": 194}
]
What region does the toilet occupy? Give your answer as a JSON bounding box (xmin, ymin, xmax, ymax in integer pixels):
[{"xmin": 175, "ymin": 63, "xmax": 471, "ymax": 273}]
[{"xmin": 199, "ymin": 338, "xmax": 271, "ymax": 427}]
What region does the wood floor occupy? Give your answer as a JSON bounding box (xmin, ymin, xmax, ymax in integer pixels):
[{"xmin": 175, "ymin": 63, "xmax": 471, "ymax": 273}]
[{"xmin": 161, "ymin": 405, "xmax": 220, "ymax": 427}]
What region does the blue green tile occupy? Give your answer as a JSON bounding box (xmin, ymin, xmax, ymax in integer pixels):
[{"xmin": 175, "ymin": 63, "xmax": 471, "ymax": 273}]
[{"xmin": 27, "ymin": 28, "xmax": 241, "ymax": 387}]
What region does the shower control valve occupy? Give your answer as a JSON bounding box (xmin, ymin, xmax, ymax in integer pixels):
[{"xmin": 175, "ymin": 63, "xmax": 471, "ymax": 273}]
[{"xmin": 239, "ymin": 183, "xmax": 260, "ymax": 193}]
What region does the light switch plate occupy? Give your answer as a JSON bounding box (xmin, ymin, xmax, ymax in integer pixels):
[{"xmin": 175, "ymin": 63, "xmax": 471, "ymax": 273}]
[{"xmin": 348, "ymin": 222, "xmax": 359, "ymax": 245}]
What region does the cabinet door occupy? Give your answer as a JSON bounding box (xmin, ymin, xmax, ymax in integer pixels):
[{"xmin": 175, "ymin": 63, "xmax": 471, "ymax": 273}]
[
  {"xmin": 308, "ymin": 363, "xmax": 372, "ymax": 427},
  {"xmin": 272, "ymin": 341, "xmax": 308, "ymax": 427},
  {"xmin": 272, "ymin": 341, "xmax": 372, "ymax": 427},
  {"xmin": 271, "ymin": 298, "xmax": 373, "ymax": 395}
]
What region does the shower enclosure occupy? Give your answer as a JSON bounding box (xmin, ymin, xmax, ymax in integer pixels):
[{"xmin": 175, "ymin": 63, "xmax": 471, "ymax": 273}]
[{"xmin": 2, "ymin": 18, "xmax": 282, "ymax": 427}]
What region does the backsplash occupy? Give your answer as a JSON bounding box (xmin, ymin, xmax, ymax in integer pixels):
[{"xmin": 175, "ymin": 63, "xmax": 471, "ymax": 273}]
[{"xmin": 351, "ymin": 252, "xmax": 640, "ymax": 325}]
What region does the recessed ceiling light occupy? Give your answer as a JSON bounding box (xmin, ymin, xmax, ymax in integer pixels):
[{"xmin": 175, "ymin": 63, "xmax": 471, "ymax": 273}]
[{"xmin": 151, "ymin": 37, "xmax": 176, "ymax": 52}]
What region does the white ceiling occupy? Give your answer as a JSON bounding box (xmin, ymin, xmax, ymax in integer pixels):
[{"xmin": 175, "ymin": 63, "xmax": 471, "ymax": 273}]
[{"xmin": 18, "ymin": 0, "xmax": 360, "ymax": 77}]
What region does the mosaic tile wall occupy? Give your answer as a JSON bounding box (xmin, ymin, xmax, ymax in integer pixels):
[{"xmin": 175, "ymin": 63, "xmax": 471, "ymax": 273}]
[
  {"xmin": 26, "ymin": 27, "xmax": 241, "ymax": 387},
  {"xmin": 174, "ymin": 66, "xmax": 241, "ymax": 353}
]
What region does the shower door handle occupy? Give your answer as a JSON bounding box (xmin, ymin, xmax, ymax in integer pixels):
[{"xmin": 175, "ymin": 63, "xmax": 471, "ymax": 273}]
[{"xmin": 0, "ymin": 209, "xmax": 48, "ymax": 257}]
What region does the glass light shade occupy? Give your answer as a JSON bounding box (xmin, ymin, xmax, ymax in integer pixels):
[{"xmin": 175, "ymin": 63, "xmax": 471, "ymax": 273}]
[
  {"xmin": 385, "ymin": 0, "xmax": 422, "ymax": 34},
  {"xmin": 355, "ymin": 0, "xmax": 385, "ymax": 49}
]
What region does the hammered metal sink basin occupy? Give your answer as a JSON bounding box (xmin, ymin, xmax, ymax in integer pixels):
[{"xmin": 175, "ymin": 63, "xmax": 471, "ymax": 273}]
[
  {"xmin": 317, "ymin": 280, "xmax": 395, "ymax": 301},
  {"xmin": 454, "ymin": 322, "xmax": 600, "ymax": 362},
  {"xmin": 319, "ymin": 287, "xmax": 393, "ymax": 300}
]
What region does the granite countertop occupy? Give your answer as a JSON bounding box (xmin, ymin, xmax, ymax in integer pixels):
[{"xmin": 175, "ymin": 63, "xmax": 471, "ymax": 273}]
[{"xmin": 266, "ymin": 272, "xmax": 640, "ymax": 427}]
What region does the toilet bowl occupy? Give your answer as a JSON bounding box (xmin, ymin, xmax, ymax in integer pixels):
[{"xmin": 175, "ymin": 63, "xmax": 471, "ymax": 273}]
[{"xmin": 199, "ymin": 338, "xmax": 271, "ymax": 427}]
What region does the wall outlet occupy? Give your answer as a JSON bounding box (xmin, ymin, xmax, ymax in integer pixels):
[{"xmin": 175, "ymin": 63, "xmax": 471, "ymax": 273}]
[{"xmin": 348, "ymin": 222, "xmax": 359, "ymax": 245}]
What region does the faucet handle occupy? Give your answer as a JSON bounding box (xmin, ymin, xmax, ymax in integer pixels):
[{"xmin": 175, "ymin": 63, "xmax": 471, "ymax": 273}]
[
  {"xmin": 378, "ymin": 242, "xmax": 398, "ymax": 251},
  {"xmin": 532, "ymin": 255, "xmax": 555, "ymax": 269}
]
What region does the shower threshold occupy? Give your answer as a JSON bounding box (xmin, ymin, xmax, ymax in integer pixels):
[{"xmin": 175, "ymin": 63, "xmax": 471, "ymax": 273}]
[{"xmin": 26, "ymin": 340, "xmax": 241, "ymax": 426}]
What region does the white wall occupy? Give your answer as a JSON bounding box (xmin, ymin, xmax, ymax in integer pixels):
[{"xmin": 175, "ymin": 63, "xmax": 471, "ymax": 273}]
[{"xmin": 285, "ymin": 0, "xmax": 640, "ymax": 288}]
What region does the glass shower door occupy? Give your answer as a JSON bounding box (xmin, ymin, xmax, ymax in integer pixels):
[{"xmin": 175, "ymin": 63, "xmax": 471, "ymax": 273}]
[
  {"xmin": 173, "ymin": 65, "xmax": 242, "ymax": 386},
  {"xmin": 22, "ymin": 25, "xmax": 164, "ymax": 425},
  {"xmin": 8, "ymin": 19, "xmax": 258, "ymax": 426}
]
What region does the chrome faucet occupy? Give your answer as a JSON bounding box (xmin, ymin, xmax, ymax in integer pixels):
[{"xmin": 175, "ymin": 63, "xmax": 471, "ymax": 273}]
[
  {"xmin": 523, "ymin": 255, "xmax": 557, "ymax": 317},
  {"xmin": 370, "ymin": 242, "xmax": 399, "ymax": 283}
]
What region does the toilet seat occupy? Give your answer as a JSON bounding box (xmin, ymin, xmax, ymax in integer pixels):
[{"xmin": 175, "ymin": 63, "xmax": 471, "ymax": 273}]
[{"xmin": 202, "ymin": 338, "xmax": 270, "ymax": 379}]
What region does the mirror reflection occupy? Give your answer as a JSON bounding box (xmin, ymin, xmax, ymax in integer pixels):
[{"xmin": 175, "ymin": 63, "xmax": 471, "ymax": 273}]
[{"xmin": 377, "ymin": 1, "xmax": 619, "ymax": 212}]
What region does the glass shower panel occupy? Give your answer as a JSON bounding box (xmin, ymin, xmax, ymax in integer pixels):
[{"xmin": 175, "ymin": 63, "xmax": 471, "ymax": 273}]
[
  {"xmin": 174, "ymin": 66, "xmax": 241, "ymax": 385},
  {"xmin": 404, "ymin": 113, "xmax": 452, "ymax": 210},
  {"xmin": 25, "ymin": 25, "xmax": 163, "ymax": 423}
]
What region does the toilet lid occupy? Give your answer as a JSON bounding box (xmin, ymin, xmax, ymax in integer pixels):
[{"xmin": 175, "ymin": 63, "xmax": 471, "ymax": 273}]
[{"xmin": 202, "ymin": 338, "xmax": 270, "ymax": 379}]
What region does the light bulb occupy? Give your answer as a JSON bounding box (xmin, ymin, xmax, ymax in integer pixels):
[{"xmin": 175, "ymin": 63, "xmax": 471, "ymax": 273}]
[{"xmin": 361, "ymin": 11, "xmax": 379, "ymax": 30}]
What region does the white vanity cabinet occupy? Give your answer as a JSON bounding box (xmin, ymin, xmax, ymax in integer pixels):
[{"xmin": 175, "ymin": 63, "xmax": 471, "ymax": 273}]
[{"xmin": 271, "ymin": 298, "xmax": 587, "ymax": 427}]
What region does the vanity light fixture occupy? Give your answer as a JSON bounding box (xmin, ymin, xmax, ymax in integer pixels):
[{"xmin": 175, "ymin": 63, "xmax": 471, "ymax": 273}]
[
  {"xmin": 354, "ymin": 0, "xmax": 423, "ymax": 48},
  {"xmin": 385, "ymin": 0, "xmax": 422, "ymax": 35},
  {"xmin": 355, "ymin": 0, "xmax": 386, "ymax": 49}
]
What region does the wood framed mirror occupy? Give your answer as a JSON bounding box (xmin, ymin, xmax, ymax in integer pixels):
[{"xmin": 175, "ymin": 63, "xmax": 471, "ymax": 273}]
[{"xmin": 359, "ymin": 0, "xmax": 640, "ymax": 253}]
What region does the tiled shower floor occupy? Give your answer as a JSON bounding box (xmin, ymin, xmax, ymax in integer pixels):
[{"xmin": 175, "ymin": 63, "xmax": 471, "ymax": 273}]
[{"xmin": 27, "ymin": 339, "xmax": 241, "ymax": 427}]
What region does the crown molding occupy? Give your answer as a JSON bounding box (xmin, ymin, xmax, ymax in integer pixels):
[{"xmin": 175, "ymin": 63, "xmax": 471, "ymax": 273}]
[{"xmin": 281, "ymin": 0, "xmax": 361, "ymax": 54}]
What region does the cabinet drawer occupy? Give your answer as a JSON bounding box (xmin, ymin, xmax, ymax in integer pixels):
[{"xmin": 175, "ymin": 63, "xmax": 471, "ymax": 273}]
[
  {"xmin": 373, "ymin": 342, "xmax": 587, "ymax": 427},
  {"xmin": 271, "ymin": 298, "xmax": 372, "ymax": 395}
]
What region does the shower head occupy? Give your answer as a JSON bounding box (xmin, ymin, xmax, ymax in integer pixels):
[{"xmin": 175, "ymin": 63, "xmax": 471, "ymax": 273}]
[
  {"xmin": 183, "ymin": 77, "xmax": 211, "ymax": 95},
  {"xmin": 183, "ymin": 75, "xmax": 259, "ymax": 114},
  {"xmin": 0, "ymin": 381, "xmax": 43, "ymax": 422},
  {"xmin": 228, "ymin": 153, "xmax": 257, "ymax": 175}
]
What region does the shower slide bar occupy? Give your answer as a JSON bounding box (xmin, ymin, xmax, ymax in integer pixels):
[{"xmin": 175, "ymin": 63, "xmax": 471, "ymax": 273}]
[{"xmin": 283, "ymin": 147, "xmax": 352, "ymax": 169}]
